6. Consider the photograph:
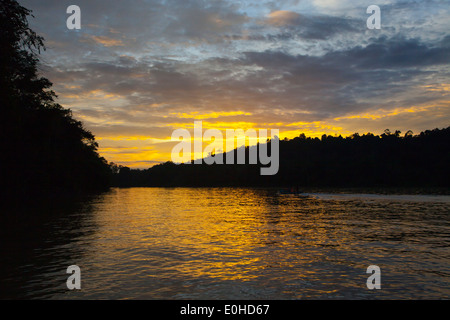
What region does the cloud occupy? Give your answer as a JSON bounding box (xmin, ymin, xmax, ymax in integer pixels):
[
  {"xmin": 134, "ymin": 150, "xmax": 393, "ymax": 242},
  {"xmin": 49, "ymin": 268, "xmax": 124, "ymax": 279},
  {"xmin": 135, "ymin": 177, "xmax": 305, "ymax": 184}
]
[
  {"xmin": 83, "ymin": 35, "xmax": 125, "ymax": 47},
  {"xmin": 48, "ymin": 34, "xmax": 448, "ymax": 140},
  {"xmin": 337, "ymin": 36, "xmax": 450, "ymax": 69},
  {"xmin": 267, "ymin": 10, "xmax": 301, "ymax": 26},
  {"xmin": 17, "ymin": 0, "xmax": 450, "ymax": 167},
  {"xmin": 262, "ymin": 9, "xmax": 361, "ymax": 40}
]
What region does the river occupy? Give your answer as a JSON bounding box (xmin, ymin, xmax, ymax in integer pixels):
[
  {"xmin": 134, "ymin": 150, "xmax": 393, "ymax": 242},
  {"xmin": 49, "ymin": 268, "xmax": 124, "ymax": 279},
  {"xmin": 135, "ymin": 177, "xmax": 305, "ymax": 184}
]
[{"xmin": 1, "ymin": 188, "xmax": 449, "ymax": 299}]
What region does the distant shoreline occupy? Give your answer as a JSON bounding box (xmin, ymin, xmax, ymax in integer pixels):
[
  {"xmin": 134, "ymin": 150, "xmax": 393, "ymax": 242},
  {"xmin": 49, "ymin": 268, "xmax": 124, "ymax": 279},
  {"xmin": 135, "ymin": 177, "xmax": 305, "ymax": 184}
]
[{"xmin": 108, "ymin": 186, "xmax": 450, "ymax": 195}]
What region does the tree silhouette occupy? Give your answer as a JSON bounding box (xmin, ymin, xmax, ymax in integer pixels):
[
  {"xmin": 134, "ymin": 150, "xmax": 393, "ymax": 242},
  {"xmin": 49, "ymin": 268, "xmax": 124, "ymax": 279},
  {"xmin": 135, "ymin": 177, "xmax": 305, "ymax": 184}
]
[
  {"xmin": 1, "ymin": 0, "xmax": 111, "ymax": 199},
  {"xmin": 112, "ymin": 127, "xmax": 450, "ymax": 189}
]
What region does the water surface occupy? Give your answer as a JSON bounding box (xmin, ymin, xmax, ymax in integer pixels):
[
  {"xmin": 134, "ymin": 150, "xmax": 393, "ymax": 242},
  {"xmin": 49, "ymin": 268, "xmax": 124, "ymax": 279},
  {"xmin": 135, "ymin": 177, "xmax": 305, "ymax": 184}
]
[{"xmin": 1, "ymin": 188, "xmax": 449, "ymax": 299}]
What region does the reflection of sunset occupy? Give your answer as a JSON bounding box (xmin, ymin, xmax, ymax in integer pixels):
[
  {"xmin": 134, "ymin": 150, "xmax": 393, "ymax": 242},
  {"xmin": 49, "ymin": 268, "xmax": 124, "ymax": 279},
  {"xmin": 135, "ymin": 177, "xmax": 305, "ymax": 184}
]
[
  {"xmin": 59, "ymin": 188, "xmax": 448, "ymax": 299},
  {"xmin": 85, "ymin": 188, "xmax": 360, "ymax": 284}
]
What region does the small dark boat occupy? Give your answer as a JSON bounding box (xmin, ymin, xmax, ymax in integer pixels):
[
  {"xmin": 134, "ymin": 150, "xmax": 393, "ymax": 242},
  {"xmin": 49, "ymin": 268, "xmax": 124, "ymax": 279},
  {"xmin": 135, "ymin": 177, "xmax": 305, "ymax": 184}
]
[{"xmin": 277, "ymin": 188, "xmax": 309, "ymax": 197}]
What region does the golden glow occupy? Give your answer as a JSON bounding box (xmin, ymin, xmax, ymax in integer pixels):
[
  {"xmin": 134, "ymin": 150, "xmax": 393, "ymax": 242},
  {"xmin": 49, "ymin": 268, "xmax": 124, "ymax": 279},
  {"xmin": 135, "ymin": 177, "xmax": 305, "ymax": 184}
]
[
  {"xmin": 97, "ymin": 136, "xmax": 171, "ymax": 143},
  {"xmin": 56, "ymin": 82, "xmax": 449, "ymax": 168},
  {"xmin": 422, "ymin": 83, "xmax": 450, "ymax": 93},
  {"xmin": 333, "ymin": 104, "xmax": 448, "ymax": 121},
  {"xmin": 83, "ymin": 188, "xmax": 356, "ymax": 285},
  {"xmin": 64, "ymin": 89, "xmax": 125, "ymax": 102}
]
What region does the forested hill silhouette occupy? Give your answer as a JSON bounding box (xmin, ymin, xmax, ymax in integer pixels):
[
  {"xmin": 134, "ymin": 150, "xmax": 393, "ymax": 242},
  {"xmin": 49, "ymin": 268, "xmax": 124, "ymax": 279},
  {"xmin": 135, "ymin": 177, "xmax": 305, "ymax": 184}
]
[
  {"xmin": 1, "ymin": 0, "xmax": 111, "ymax": 199},
  {"xmin": 112, "ymin": 127, "xmax": 450, "ymax": 189}
]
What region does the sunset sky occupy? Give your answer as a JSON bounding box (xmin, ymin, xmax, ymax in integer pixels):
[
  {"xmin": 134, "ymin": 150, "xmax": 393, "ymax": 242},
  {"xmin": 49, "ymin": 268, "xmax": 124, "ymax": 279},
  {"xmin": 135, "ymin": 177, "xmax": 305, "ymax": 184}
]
[{"xmin": 20, "ymin": 0, "xmax": 449, "ymax": 168}]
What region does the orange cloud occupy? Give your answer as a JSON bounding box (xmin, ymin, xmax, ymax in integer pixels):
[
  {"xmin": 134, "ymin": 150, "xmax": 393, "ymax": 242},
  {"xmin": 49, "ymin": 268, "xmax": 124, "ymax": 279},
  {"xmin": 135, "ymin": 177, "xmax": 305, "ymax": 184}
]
[
  {"xmin": 266, "ymin": 10, "xmax": 301, "ymax": 26},
  {"xmin": 83, "ymin": 35, "xmax": 124, "ymax": 47}
]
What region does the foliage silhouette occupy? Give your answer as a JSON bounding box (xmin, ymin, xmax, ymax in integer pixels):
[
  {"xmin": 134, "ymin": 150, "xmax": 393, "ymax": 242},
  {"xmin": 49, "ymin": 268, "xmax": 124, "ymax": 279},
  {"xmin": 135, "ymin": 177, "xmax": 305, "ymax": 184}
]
[
  {"xmin": 0, "ymin": 0, "xmax": 111, "ymax": 198},
  {"xmin": 112, "ymin": 127, "xmax": 450, "ymax": 189}
]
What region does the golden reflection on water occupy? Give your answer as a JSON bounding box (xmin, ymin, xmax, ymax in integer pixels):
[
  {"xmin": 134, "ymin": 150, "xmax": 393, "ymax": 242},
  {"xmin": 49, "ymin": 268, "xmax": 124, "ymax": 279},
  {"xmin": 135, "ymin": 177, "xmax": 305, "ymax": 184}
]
[
  {"xmin": 3, "ymin": 188, "xmax": 449, "ymax": 299},
  {"xmin": 62, "ymin": 188, "xmax": 449, "ymax": 299},
  {"xmin": 91, "ymin": 188, "xmax": 300, "ymax": 282}
]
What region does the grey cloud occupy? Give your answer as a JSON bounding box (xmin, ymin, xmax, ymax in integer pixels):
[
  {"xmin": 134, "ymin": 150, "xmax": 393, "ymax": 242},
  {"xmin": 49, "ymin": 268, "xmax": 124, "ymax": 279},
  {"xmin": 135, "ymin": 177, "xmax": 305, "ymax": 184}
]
[
  {"xmin": 263, "ymin": 10, "xmax": 361, "ymax": 40},
  {"xmin": 334, "ymin": 36, "xmax": 450, "ymax": 69},
  {"xmin": 20, "ymin": 0, "xmax": 249, "ymax": 53},
  {"xmin": 49, "ymin": 34, "xmax": 448, "ymax": 129}
]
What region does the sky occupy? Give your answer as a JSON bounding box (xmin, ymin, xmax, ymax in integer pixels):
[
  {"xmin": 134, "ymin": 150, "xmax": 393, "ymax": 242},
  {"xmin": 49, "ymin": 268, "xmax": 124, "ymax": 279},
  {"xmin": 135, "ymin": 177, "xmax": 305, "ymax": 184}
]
[{"xmin": 19, "ymin": 0, "xmax": 450, "ymax": 168}]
